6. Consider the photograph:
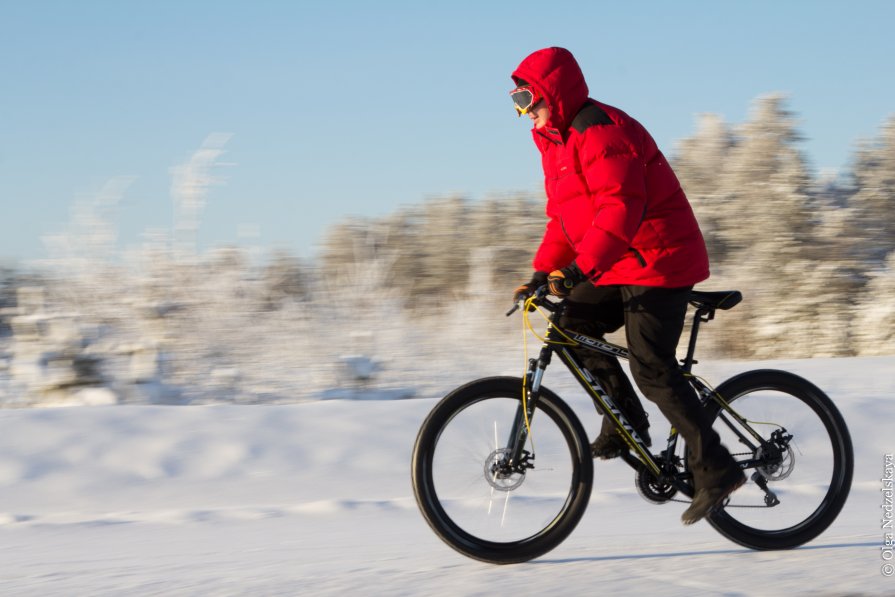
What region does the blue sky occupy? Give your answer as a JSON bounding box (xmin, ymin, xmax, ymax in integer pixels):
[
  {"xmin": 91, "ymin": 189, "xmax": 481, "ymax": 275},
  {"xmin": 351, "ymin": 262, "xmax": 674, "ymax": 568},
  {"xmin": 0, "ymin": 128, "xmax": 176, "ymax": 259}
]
[{"xmin": 1, "ymin": 1, "xmax": 893, "ymax": 264}]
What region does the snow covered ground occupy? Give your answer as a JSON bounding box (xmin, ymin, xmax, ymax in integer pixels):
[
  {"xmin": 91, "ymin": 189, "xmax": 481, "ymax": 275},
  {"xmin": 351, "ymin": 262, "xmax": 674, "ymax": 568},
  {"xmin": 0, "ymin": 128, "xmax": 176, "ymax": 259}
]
[{"xmin": 0, "ymin": 355, "xmax": 893, "ymax": 595}]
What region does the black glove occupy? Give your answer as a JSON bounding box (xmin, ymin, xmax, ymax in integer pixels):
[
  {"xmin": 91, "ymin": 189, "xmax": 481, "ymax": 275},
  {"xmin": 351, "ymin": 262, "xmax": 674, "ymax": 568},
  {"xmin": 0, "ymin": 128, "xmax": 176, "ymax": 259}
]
[
  {"xmin": 513, "ymin": 271, "xmax": 548, "ymax": 303},
  {"xmin": 547, "ymin": 262, "xmax": 587, "ymax": 297}
]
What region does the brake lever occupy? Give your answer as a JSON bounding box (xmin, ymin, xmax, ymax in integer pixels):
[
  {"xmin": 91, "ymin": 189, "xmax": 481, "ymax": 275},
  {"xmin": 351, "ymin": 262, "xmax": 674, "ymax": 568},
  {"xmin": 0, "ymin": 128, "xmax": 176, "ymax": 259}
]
[{"xmin": 506, "ymin": 285, "xmax": 550, "ymax": 317}]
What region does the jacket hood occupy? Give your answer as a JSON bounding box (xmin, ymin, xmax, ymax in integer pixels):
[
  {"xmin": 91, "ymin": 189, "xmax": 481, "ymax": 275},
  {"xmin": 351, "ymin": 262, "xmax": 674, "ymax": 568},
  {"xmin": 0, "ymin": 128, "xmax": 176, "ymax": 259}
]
[{"xmin": 511, "ymin": 47, "xmax": 589, "ymax": 134}]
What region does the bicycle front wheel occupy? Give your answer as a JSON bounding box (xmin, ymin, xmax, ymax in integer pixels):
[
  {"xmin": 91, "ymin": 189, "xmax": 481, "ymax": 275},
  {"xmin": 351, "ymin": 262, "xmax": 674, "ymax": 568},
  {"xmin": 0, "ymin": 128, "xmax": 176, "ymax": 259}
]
[
  {"xmin": 705, "ymin": 369, "xmax": 853, "ymax": 549},
  {"xmin": 412, "ymin": 377, "xmax": 593, "ymax": 564}
]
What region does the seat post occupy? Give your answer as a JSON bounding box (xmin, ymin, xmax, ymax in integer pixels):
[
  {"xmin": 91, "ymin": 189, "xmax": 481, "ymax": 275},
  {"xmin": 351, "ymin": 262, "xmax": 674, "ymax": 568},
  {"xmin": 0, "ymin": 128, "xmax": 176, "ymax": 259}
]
[{"xmin": 681, "ymin": 307, "xmax": 711, "ymax": 373}]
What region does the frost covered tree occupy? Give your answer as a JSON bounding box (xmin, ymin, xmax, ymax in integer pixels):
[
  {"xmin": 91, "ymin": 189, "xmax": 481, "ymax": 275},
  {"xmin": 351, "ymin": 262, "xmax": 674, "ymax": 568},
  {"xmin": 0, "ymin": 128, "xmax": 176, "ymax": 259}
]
[
  {"xmin": 714, "ymin": 95, "xmax": 817, "ymax": 259},
  {"xmin": 319, "ymin": 193, "xmax": 543, "ymax": 304},
  {"xmin": 319, "ymin": 208, "xmax": 422, "ymax": 301},
  {"xmin": 838, "ymin": 116, "xmax": 895, "ymax": 268},
  {"xmin": 318, "ymin": 218, "xmax": 368, "ymax": 281},
  {"xmin": 853, "ymin": 251, "xmax": 895, "ymax": 355},
  {"xmin": 800, "ymin": 116, "xmax": 895, "ymax": 355},
  {"xmin": 702, "ymin": 95, "xmax": 840, "ymax": 357},
  {"xmin": 835, "ymin": 117, "xmax": 895, "ymax": 353},
  {"xmin": 466, "ymin": 192, "xmax": 543, "ymax": 294},
  {"xmin": 170, "ymin": 133, "xmax": 232, "ymax": 259},
  {"xmin": 413, "ymin": 195, "xmax": 470, "ymax": 300},
  {"xmin": 259, "ymin": 249, "xmax": 309, "ymax": 309},
  {"xmin": 672, "ymin": 113, "xmax": 736, "ymax": 264}
]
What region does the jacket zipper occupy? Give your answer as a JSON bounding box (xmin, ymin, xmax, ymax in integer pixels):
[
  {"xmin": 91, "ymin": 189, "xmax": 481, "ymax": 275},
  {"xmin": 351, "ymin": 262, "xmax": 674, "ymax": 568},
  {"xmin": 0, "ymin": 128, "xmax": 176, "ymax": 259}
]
[{"xmin": 559, "ymin": 216, "xmax": 573, "ymax": 246}]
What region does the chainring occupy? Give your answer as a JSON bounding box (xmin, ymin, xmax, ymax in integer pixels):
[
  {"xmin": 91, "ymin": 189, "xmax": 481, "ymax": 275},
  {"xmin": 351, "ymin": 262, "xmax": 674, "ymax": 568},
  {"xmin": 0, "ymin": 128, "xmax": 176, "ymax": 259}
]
[{"xmin": 635, "ymin": 465, "xmax": 679, "ymax": 504}]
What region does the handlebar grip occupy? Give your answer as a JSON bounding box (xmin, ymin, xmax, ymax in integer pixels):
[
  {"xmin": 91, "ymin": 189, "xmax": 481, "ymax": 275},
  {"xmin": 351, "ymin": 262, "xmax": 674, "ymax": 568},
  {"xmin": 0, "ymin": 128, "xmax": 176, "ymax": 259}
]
[{"xmin": 507, "ymin": 285, "xmax": 551, "ymax": 317}]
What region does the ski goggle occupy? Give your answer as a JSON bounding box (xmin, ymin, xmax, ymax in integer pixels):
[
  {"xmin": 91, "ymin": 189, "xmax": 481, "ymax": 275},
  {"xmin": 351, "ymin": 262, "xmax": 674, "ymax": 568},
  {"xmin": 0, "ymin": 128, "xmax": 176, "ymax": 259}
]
[{"xmin": 510, "ymin": 85, "xmax": 543, "ymax": 116}]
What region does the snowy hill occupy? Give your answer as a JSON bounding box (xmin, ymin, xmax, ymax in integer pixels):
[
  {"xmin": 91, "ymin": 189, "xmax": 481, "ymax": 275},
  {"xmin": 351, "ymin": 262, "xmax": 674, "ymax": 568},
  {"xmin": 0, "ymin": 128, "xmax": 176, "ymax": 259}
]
[{"xmin": 0, "ymin": 356, "xmax": 893, "ymax": 594}]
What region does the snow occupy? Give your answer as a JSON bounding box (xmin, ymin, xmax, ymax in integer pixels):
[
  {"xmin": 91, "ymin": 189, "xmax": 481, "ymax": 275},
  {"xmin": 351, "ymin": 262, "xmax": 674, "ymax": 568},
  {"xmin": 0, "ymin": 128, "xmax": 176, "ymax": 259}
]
[{"xmin": 0, "ymin": 356, "xmax": 893, "ymax": 595}]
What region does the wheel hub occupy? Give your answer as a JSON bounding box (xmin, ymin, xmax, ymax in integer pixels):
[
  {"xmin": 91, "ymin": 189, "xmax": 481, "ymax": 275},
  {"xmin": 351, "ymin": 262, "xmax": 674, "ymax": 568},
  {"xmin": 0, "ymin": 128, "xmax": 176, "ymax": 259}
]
[
  {"xmin": 756, "ymin": 429, "xmax": 795, "ymax": 481},
  {"xmin": 483, "ymin": 448, "xmax": 528, "ymax": 491}
]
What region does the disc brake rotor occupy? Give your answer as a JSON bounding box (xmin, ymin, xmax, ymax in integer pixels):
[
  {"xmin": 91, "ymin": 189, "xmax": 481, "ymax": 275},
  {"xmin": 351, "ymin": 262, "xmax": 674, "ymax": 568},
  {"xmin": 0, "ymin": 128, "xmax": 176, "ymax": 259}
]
[
  {"xmin": 755, "ymin": 430, "xmax": 796, "ymax": 481},
  {"xmin": 756, "ymin": 445, "xmax": 795, "ymax": 480},
  {"xmin": 484, "ymin": 448, "xmax": 527, "ymax": 491}
]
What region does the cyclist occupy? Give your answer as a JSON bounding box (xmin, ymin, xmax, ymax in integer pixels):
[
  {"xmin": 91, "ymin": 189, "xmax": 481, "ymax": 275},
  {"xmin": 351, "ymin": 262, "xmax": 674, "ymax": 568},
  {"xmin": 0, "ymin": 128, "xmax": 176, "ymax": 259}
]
[{"xmin": 509, "ymin": 47, "xmax": 745, "ymax": 524}]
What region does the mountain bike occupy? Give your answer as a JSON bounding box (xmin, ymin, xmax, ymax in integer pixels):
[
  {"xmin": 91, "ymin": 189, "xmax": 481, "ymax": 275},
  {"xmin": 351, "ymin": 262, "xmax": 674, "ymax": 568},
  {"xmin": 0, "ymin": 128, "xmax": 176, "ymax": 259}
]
[{"xmin": 411, "ymin": 287, "xmax": 854, "ymax": 564}]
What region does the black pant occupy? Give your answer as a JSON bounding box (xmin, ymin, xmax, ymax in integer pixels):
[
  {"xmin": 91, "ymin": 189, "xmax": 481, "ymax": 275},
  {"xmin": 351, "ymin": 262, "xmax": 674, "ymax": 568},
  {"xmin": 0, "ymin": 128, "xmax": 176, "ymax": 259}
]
[{"xmin": 560, "ymin": 283, "xmax": 739, "ymax": 490}]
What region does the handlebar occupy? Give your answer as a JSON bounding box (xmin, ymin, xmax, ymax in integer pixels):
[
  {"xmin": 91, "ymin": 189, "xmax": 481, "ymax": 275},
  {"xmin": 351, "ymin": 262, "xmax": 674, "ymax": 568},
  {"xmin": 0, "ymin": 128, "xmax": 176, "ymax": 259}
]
[{"xmin": 506, "ymin": 285, "xmax": 558, "ymax": 317}]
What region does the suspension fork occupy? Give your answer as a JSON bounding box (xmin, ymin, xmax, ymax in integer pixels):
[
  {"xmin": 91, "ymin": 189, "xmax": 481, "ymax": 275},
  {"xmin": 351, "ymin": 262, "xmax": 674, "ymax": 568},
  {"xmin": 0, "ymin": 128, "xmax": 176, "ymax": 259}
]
[{"xmin": 505, "ymin": 344, "xmax": 554, "ymax": 467}]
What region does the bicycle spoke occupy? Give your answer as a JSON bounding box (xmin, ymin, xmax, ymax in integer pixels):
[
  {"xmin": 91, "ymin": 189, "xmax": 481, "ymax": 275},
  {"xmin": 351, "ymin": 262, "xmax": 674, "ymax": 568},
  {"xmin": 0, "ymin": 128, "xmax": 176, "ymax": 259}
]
[{"xmin": 501, "ymin": 489, "xmax": 510, "ymax": 528}]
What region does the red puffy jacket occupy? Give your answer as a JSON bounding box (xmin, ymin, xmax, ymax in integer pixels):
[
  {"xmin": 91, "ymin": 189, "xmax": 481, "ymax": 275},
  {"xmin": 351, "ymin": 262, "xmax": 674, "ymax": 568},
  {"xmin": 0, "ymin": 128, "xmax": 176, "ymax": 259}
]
[{"xmin": 512, "ymin": 47, "xmax": 709, "ymax": 287}]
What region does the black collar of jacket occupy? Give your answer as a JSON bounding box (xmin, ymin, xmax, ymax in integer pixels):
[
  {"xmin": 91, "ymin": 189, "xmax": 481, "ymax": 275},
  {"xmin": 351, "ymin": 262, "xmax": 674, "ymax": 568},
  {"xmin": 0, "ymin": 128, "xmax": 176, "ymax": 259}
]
[
  {"xmin": 570, "ymin": 102, "xmax": 613, "ymax": 134},
  {"xmin": 535, "ymin": 101, "xmax": 613, "ymax": 144}
]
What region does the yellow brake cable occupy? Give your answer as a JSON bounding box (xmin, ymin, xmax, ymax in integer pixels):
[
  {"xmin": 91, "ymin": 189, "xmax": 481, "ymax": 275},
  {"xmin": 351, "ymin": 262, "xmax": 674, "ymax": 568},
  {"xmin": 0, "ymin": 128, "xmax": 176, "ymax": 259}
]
[{"xmin": 518, "ymin": 296, "xmax": 580, "ymax": 452}]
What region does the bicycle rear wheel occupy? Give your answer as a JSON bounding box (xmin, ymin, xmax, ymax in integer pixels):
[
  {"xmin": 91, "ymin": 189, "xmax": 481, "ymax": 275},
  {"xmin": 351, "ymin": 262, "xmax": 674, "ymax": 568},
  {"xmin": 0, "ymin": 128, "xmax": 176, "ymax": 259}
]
[
  {"xmin": 703, "ymin": 369, "xmax": 853, "ymax": 549},
  {"xmin": 412, "ymin": 377, "xmax": 593, "ymax": 564}
]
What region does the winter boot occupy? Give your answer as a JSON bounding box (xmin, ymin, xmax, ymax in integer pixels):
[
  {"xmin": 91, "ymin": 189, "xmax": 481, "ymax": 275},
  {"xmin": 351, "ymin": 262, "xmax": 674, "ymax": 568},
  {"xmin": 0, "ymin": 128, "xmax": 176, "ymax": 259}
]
[{"xmin": 681, "ymin": 466, "xmax": 747, "ymax": 525}]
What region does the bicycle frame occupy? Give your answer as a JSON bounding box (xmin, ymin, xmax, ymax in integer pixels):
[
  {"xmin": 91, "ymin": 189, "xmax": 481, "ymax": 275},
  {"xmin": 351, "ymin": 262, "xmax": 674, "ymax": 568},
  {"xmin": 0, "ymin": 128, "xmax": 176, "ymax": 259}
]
[
  {"xmin": 505, "ymin": 294, "xmax": 775, "ymax": 500},
  {"xmin": 517, "ymin": 316, "xmax": 671, "ymax": 483}
]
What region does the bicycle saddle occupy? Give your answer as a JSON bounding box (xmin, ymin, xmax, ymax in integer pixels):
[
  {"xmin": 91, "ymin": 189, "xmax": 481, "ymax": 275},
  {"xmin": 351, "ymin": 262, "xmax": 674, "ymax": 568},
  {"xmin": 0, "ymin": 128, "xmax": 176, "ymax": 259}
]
[{"xmin": 689, "ymin": 290, "xmax": 742, "ymax": 311}]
